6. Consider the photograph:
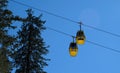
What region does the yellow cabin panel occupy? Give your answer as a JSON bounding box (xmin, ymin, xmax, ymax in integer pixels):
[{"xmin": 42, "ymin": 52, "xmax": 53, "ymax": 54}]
[
  {"xmin": 69, "ymin": 48, "xmax": 78, "ymax": 57},
  {"xmin": 76, "ymin": 39, "xmax": 85, "ymax": 44}
]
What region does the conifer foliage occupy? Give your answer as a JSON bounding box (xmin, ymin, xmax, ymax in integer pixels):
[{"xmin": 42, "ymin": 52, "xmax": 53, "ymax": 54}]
[
  {"xmin": 12, "ymin": 9, "xmax": 49, "ymax": 73},
  {"xmin": 0, "ymin": 0, "xmax": 16, "ymax": 73}
]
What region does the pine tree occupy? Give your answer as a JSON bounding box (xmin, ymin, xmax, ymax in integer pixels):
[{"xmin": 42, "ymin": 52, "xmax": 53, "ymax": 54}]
[
  {"xmin": 12, "ymin": 9, "xmax": 49, "ymax": 73},
  {"xmin": 0, "ymin": 0, "xmax": 16, "ymax": 73},
  {"xmin": 0, "ymin": 0, "xmax": 8, "ymax": 8}
]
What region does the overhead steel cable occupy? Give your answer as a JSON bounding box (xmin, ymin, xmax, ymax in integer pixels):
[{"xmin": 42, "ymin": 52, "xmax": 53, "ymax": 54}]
[
  {"xmin": 10, "ymin": 0, "xmax": 120, "ymax": 38},
  {"xmin": 46, "ymin": 26, "xmax": 74, "ymax": 38},
  {"xmin": 10, "ymin": 0, "xmax": 78, "ymax": 23},
  {"xmin": 86, "ymin": 40, "xmax": 120, "ymax": 53},
  {"xmin": 83, "ymin": 24, "xmax": 120, "ymax": 37},
  {"xmin": 47, "ymin": 26, "xmax": 120, "ymax": 54}
]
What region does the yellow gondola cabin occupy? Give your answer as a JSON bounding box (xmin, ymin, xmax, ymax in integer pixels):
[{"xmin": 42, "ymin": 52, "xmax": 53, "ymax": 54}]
[
  {"xmin": 76, "ymin": 30, "xmax": 86, "ymax": 45},
  {"xmin": 69, "ymin": 42, "xmax": 78, "ymax": 57}
]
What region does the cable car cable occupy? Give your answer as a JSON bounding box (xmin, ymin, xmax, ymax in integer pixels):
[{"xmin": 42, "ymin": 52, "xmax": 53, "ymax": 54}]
[
  {"xmin": 10, "ymin": 0, "xmax": 78, "ymax": 24},
  {"xmin": 86, "ymin": 40, "xmax": 120, "ymax": 53},
  {"xmin": 83, "ymin": 24, "xmax": 120, "ymax": 37},
  {"xmin": 47, "ymin": 26, "xmax": 120, "ymax": 54},
  {"xmin": 10, "ymin": 0, "xmax": 120, "ymax": 38},
  {"xmin": 46, "ymin": 26, "xmax": 74, "ymax": 38}
]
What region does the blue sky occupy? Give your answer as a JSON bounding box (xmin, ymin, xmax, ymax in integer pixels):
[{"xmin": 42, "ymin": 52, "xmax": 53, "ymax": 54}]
[{"xmin": 8, "ymin": 0, "xmax": 120, "ymax": 73}]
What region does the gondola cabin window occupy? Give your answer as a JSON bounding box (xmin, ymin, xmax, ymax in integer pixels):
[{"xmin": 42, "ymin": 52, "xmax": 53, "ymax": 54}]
[
  {"xmin": 76, "ymin": 30, "xmax": 86, "ymax": 45},
  {"xmin": 69, "ymin": 42, "xmax": 78, "ymax": 57}
]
